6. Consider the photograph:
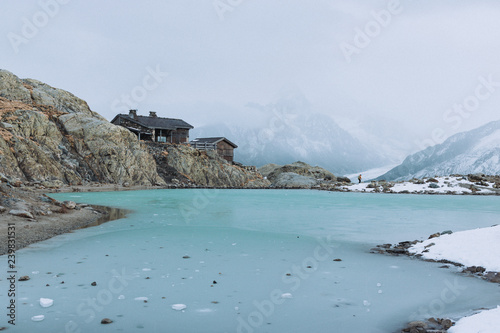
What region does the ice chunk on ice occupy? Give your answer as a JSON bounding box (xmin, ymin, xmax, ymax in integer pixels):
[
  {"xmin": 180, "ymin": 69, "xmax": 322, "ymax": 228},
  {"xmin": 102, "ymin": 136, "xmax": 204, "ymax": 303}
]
[
  {"xmin": 31, "ymin": 315, "xmax": 45, "ymax": 321},
  {"xmin": 172, "ymin": 304, "xmax": 187, "ymax": 311},
  {"xmin": 118, "ymin": 295, "xmax": 125, "ymax": 300},
  {"xmin": 281, "ymin": 293, "xmax": 293, "ymax": 299},
  {"xmin": 40, "ymin": 298, "xmax": 53, "ymax": 308},
  {"xmin": 134, "ymin": 297, "xmax": 148, "ymax": 301}
]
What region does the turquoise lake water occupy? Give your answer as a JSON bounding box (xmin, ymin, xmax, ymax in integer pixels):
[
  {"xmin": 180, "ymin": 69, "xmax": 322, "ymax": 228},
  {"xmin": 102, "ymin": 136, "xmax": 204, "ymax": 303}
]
[{"xmin": 2, "ymin": 189, "xmax": 500, "ymax": 332}]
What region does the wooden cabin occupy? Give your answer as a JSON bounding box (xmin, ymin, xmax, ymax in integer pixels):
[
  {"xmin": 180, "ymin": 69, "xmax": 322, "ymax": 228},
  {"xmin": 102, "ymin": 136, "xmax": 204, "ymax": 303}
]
[
  {"xmin": 190, "ymin": 137, "xmax": 238, "ymax": 163},
  {"xmin": 111, "ymin": 110, "xmax": 193, "ymax": 144}
]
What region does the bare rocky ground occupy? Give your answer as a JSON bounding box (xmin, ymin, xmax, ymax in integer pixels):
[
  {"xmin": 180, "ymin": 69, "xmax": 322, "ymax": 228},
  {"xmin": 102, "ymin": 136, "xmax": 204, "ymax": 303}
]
[{"xmin": 0, "ymin": 179, "xmax": 134, "ymax": 255}]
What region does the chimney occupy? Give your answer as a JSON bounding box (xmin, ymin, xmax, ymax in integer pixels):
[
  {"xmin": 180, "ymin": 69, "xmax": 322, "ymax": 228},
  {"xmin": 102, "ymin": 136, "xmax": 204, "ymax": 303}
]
[
  {"xmin": 129, "ymin": 109, "xmax": 138, "ymax": 119},
  {"xmin": 149, "ymin": 111, "xmax": 157, "ymax": 117}
]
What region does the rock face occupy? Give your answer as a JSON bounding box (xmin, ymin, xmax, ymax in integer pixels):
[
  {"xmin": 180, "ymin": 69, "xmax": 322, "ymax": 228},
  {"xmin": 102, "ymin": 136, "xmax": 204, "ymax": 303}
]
[
  {"xmin": 273, "ymin": 172, "xmax": 317, "ymax": 189},
  {"xmin": 0, "ymin": 69, "xmax": 271, "ymax": 188},
  {"xmin": 259, "ymin": 161, "xmax": 335, "ymax": 188},
  {"xmin": 0, "ymin": 69, "xmax": 164, "ymax": 186},
  {"xmin": 148, "ymin": 143, "xmax": 270, "ymax": 188}
]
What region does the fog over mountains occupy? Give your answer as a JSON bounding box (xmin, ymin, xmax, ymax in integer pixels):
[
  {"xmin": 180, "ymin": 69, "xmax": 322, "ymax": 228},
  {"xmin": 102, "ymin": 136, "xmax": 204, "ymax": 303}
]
[
  {"xmin": 377, "ymin": 119, "xmax": 500, "ymax": 181},
  {"xmin": 191, "ymin": 92, "xmax": 393, "ymax": 175},
  {"xmin": 192, "ymin": 91, "xmax": 500, "ymax": 179}
]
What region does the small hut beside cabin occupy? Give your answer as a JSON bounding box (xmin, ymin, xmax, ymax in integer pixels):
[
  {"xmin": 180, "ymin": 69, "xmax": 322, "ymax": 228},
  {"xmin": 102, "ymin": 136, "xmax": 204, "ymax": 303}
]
[
  {"xmin": 190, "ymin": 137, "xmax": 238, "ymax": 163},
  {"xmin": 111, "ymin": 110, "xmax": 193, "ymax": 144}
]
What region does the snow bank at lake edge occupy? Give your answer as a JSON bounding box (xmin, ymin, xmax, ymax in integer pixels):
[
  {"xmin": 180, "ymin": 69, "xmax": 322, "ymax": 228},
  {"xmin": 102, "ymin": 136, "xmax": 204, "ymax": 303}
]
[{"xmin": 409, "ymin": 225, "xmax": 500, "ymax": 272}]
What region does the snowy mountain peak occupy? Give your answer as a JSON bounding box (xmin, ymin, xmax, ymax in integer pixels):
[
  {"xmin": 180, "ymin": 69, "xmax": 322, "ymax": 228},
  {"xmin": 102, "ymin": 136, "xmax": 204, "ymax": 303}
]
[{"xmin": 377, "ymin": 119, "xmax": 500, "ymax": 181}]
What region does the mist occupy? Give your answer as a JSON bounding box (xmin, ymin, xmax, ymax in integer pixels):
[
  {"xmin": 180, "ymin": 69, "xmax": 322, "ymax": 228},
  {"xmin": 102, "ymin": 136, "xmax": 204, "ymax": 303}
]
[{"xmin": 2, "ymin": 0, "xmax": 500, "ymax": 171}]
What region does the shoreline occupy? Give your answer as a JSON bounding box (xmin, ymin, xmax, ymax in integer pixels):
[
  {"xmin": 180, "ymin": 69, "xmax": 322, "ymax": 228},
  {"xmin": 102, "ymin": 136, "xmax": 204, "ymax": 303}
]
[
  {"xmin": 1, "ymin": 181, "xmax": 498, "ymax": 332},
  {"xmin": 0, "ymin": 183, "xmax": 131, "ymax": 256},
  {"xmin": 3, "ymin": 179, "xmax": 498, "ymax": 255},
  {"xmin": 373, "ymin": 228, "xmax": 500, "ymax": 332}
]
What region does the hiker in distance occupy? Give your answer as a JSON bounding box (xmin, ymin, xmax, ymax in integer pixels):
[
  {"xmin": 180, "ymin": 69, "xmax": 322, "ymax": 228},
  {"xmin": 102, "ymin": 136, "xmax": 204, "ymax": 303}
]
[{"xmin": 358, "ymin": 174, "xmax": 362, "ymax": 183}]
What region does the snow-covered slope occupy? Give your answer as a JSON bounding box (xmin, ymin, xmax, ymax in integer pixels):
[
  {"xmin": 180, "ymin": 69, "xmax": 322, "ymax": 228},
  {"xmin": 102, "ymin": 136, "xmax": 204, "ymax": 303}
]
[{"xmin": 377, "ymin": 120, "xmax": 500, "ymax": 181}]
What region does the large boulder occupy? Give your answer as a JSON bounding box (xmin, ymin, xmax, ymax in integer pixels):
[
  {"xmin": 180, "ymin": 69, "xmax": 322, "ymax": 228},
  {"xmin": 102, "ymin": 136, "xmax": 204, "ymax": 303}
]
[
  {"xmin": 265, "ymin": 161, "xmax": 336, "ymax": 183},
  {"xmin": 273, "ymin": 172, "xmax": 317, "ymax": 189}
]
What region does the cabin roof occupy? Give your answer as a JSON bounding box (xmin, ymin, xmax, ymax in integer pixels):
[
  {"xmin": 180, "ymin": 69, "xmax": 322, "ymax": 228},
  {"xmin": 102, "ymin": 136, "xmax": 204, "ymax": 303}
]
[
  {"xmin": 191, "ymin": 137, "xmax": 238, "ymax": 148},
  {"xmin": 112, "ymin": 114, "xmax": 193, "ymax": 130}
]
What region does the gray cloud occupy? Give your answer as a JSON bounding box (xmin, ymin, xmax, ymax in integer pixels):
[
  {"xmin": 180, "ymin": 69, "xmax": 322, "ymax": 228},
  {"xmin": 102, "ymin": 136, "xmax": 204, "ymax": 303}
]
[{"xmin": 1, "ymin": 0, "xmax": 500, "ymax": 160}]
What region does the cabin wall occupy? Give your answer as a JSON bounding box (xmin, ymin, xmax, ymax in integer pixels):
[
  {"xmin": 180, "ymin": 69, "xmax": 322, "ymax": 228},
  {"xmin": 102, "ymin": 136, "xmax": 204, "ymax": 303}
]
[
  {"xmin": 216, "ymin": 141, "xmax": 235, "ymax": 162},
  {"xmin": 171, "ymin": 129, "xmax": 190, "ymax": 144}
]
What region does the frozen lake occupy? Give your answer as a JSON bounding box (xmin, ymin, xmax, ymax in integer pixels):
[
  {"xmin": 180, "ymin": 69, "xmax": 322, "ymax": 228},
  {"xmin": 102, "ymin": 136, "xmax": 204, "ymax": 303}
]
[{"xmin": 3, "ymin": 189, "xmax": 500, "ymax": 332}]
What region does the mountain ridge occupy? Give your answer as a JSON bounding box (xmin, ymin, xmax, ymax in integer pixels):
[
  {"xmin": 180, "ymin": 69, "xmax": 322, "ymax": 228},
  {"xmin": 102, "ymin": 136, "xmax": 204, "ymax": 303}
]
[{"xmin": 377, "ymin": 119, "xmax": 500, "ymax": 181}]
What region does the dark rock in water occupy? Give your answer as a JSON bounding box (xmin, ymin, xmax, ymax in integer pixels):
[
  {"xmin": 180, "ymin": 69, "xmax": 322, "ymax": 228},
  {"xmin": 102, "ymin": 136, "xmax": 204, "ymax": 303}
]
[
  {"xmin": 333, "ymin": 259, "xmax": 342, "ymax": 262},
  {"xmin": 440, "ymin": 318, "xmax": 453, "ymax": 330},
  {"xmin": 387, "ymin": 247, "xmax": 406, "ymax": 255},
  {"xmin": 484, "ymin": 272, "xmax": 500, "ymax": 283},
  {"xmin": 91, "ymin": 281, "xmax": 97, "ymax": 286},
  {"xmin": 101, "ymin": 318, "xmax": 113, "ymax": 324},
  {"xmin": 441, "ymin": 230, "xmax": 453, "ymax": 235},
  {"xmin": 370, "ymin": 247, "xmax": 385, "ymax": 254},
  {"xmin": 402, "ymin": 320, "xmax": 427, "ymax": 332},
  {"xmin": 18, "ymin": 276, "xmax": 30, "ymax": 281},
  {"xmin": 463, "ymin": 266, "xmax": 486, "ymax": 274},
  {"xmin": 212, "ymin": 280, "xmax": 217, "ymax": 284},
  {"xmin": 182, "ymin": 255, "xmax": 191, "ymax": 259}
]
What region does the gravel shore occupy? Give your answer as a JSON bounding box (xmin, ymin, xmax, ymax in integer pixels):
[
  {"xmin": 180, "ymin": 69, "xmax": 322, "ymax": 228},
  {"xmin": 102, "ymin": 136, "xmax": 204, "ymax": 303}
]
[{"xmin": 0, "ymin": 183, "xmax": 132, "ymax": 256}]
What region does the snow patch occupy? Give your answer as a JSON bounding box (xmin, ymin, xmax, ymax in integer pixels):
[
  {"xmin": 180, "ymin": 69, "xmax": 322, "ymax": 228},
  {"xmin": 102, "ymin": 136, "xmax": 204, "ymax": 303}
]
[
  {"xmin": 449, "ymin": 306, "xmax": 500, "ymax": 333},
  {"xmin": 409, "ymin": 225, "xmax": 500, "ymax": 272}
]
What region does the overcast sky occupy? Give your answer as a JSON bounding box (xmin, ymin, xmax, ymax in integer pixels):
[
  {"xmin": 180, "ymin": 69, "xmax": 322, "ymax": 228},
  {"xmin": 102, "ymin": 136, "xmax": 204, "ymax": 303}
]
[{"xmin": 1, "ymin": 0, "xmax": 500, "ymax": 156}]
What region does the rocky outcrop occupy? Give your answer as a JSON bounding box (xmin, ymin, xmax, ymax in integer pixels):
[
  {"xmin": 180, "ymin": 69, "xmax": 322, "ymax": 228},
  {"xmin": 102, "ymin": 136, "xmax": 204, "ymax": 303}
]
[
  {"xmin": 0, "ymin": 69, "xmax": 271, "ymax": 188},
  {"xmin": 0, "ymin": 70, "xmax": 158, "ymax": 186},
  {"xmin": 273, "ymin": 172, "xmax": 317, "ymax": 189},
  {"xmin": 264, "ymin": 161, "xmax": 336, "ymax": 183},
  {"xmin": 147, "ymin": 143, "xmax": 270, "ymax": 188},
  {"xmin": 259, "ymin": 161, "xmax": 336, "ymax": 188}
]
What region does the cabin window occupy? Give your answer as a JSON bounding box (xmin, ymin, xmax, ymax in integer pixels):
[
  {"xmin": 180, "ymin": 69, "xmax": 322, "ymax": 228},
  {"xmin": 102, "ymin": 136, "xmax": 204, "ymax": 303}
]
[{"xmin": 158, "ymin": 136, "xmax": 167, "ymax": 143}]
